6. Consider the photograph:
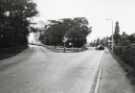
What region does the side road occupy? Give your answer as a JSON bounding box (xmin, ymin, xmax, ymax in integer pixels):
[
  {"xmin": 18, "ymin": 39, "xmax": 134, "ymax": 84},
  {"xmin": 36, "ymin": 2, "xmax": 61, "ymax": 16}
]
[{"xmin": 95, "ymin": 49, "xmax": 135, "ymax": 93}]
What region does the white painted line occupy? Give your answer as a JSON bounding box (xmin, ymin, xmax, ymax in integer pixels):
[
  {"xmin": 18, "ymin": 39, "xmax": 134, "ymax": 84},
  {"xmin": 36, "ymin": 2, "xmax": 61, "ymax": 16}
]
[
  {"xmin": 93, "ymin": 52, "xmax": 103, "ymax": 93},
  {"xmin": 89, "ymin": 51, "xmax": 104, "ymax": 93},
  {"xmin": 94, "ymin": 66, "xmax": 102, "ymax": 93}
]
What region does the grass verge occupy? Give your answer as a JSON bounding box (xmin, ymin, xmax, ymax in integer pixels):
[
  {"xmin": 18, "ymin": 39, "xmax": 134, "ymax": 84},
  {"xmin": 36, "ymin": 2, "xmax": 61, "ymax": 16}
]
[{"xmin": 0, "ymin": 46, "xmax": 27, "ymax": 60}]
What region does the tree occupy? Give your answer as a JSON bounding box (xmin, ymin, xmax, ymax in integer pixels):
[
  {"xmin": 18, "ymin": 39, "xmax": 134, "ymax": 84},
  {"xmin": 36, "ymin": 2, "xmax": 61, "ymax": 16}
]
[
  {"xmin": 40, "ymin": 19, "xmax": 67, "ymax": 46},
  {"xmin": 65, "ymin": 17, "xmax": 91, "ymax": 47},
  {"xmin": 114, "ymin": 21, "xmax": 120, "ymax": 45},
  {"xmin": 128, "ymin": 33, "xmax": 135, "ymax": 43},
  {"xmin": 0, "ymin": 0, "xmax": 38, "ymax": 48},
  {"xmin": 40, "ymin": 17, "xmax": 91, "ymax": 47},
  {"xmin": 120, "ymin": 32, "xmax": 130, "ymax": 45}
]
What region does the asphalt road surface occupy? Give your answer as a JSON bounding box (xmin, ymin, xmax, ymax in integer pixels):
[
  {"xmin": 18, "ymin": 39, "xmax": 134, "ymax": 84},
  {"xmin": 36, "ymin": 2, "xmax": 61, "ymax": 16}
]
[{"xmin": 0, "ymin": 46, "xmax": 103, "ymax": 93}]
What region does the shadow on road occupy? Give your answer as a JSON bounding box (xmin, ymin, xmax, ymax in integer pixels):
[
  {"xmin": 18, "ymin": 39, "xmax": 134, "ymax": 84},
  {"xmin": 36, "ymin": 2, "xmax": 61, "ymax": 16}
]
[{"xmin": 0, "ymin": 47, "xmax": 34, "ymax": 71}]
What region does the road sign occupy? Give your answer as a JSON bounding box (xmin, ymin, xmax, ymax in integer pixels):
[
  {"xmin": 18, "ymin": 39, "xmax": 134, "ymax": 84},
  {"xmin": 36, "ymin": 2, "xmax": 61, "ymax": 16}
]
[{"xmin": 63, "ymin": 37, "xmax": 68, "ymax": 43}]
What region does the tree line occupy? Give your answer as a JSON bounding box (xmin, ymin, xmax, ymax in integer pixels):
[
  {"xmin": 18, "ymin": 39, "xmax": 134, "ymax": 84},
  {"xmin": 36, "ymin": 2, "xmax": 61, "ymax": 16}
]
[
  {"xmin": 39, "ymin": 17, "xmax": 91, "ymax": 48},
  {"xmin": 0, "ymin": 0, "xmax": 38, "ymax": 48},
  {"xmin": 0, "ymin": 0, "xmax": 91, "ymax": 48},
  {"xmin": 91, "ymin": 21, "xmax": 135, "ymax": 71},
  {"xmin": 90, "ymin": 21, "xmax": 135, "ymax": 47}
]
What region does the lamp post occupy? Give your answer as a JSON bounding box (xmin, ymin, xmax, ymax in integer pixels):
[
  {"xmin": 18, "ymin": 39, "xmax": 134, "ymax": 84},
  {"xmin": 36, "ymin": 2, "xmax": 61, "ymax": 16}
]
[{"xmin": 105, "ymin": 18, "xmax": 114, "ymax": 52}]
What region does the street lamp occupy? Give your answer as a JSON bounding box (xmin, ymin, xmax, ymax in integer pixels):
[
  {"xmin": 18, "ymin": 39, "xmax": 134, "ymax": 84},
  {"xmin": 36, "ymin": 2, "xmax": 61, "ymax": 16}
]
[{"xmin": 105, "ymin": 18, "xmax": 114, "ymax": 53}]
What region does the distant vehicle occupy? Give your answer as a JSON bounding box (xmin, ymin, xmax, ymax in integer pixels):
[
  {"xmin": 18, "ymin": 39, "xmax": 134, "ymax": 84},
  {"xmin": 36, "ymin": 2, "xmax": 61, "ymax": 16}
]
[{"xmin": 96, "ymin": 45, "xmax": 104, "ymax": 50}]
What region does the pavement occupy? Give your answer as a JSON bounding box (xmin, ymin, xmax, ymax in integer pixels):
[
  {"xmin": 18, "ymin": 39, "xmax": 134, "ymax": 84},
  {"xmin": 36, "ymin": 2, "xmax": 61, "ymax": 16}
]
[
  {"xmin": 95, "ymin": 49, "xmax": 135, "ymax": 93},
  {"xmin": 0, "ymin": 46, "xmax": 134, "ymax": 93},
  {"xmin": 0, "ymin": 45, "xmax": 103, "ymax": 93}
]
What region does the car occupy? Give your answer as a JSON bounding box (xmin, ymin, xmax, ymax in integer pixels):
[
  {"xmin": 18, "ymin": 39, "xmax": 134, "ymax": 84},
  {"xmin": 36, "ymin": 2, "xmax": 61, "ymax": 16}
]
[{"xmin": 96, "ymin": 45, "xmax": 104, "ymax": 50}]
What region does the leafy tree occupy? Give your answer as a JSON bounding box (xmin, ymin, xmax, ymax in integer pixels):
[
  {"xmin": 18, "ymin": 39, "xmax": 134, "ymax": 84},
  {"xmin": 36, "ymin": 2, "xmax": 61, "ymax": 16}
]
[
  {"xmin": 40, "ymin": 19, "xmax": 67, "ymax": 46},
  {"xmin": 120, "ymin": 32, "xmax": 130, "ymax": 46},
  {"xmin": 65, "ymin": 17, "xmax": 91, "ymax": 47},
  {"xmin": 128, "ymin": 33, "xmax": 135, "ymax": 43},
  {"xmin": 0, "ymin": 0, "xmax": 38, "ymax": 48},
  {"xmin": 40, "ymin": 17, "xmax": 91, "ymax": 47}
]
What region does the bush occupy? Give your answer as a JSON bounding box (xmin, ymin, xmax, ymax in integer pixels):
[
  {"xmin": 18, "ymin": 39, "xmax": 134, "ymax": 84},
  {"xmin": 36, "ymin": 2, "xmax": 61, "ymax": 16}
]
[{"xmin": 114, "ymin": 46, "xmax": 135, "ymax": 67}]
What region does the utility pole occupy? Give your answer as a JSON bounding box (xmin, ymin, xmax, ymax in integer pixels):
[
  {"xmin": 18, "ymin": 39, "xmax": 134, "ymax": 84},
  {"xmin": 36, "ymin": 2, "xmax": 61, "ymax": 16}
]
[{"xmin": 105, "ymin": 18, "xmax": 114, "ymax": 53}]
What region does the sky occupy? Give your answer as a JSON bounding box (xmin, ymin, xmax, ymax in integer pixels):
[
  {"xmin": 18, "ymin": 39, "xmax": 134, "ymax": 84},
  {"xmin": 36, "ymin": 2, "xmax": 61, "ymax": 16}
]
[{"xmin": 33, "ymin": 0, "xmax": 135, "ymax": 42}]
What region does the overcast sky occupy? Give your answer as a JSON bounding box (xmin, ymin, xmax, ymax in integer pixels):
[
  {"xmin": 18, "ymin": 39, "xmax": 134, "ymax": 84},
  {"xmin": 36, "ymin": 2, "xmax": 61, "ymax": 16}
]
[{"xmin": 34, "ymin": 0, "xmax": 135, "ymax": 41}]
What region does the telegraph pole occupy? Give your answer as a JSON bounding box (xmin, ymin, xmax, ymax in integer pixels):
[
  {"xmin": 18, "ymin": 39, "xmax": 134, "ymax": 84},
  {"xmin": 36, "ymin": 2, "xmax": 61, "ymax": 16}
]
[{"xmin": 106, "ymin": 18, "xmax": 114, "ymax": 53}]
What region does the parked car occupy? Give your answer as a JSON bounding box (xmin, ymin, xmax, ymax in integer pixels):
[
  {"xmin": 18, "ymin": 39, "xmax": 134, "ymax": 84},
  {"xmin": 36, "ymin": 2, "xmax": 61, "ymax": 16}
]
[{"xmin": 96, "ymin": 45, "xmax": 104, "ymax": 50}]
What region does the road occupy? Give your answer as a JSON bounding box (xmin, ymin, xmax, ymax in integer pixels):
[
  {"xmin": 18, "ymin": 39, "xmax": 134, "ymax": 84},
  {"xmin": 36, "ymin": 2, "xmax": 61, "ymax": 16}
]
[{"xmin": 0, "ymin": 46, "xmax": 103, "ymax": 93}]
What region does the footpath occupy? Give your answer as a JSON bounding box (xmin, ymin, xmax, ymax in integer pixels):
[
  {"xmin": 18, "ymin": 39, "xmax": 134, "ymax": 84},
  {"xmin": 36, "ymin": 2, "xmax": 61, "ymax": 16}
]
[{"xmin": 94, "ymin": 49, "xmax": 135, "ymax": 93}]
